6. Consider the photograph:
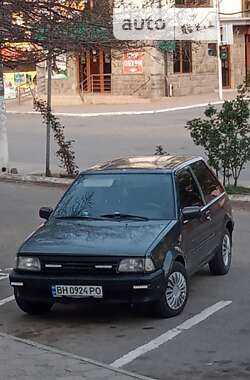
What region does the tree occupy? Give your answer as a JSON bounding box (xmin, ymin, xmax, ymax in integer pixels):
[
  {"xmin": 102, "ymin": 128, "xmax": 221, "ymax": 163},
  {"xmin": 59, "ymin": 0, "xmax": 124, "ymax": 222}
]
[
  {"xmin": 34, "ymin": 98, "xmax": 79, "ymax": 177},
  {"xmin": 0, "ymin": 0, "xmax": 132, "ymax": 176},
  {"xmin": 0, "ymin": 0, "xmax": 210, "ymax": 175},
  {"xmin": 154, "ymin": 145, "xmax": 169, "ymax": 155},
  {"xmin": 1, "ymin": 0, "xmax": 136, "ymax": 68},
  {"xmin": 186, "ymin": 95, "xmax": 250, "ymax": 187}
]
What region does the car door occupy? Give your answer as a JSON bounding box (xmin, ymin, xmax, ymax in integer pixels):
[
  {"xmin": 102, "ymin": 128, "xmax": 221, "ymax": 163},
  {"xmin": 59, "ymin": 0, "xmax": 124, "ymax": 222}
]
[
  {"xmin": 176, "ymin": 167, "xmax": 211, "ymax": 274},
  {"xmin": 190, "ymin": 160, "xmax": 226, "ymax": 265}
]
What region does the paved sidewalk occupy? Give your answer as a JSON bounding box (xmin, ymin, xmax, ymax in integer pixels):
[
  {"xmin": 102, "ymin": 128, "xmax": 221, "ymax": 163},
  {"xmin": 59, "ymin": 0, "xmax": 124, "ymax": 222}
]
[
  {"xmin": 0, "ymin": 333, "xmax": 155, "ymax": 380},
  {"xmin": 6, "ymin": 91, "xmax": 237, "ymax": 116}
]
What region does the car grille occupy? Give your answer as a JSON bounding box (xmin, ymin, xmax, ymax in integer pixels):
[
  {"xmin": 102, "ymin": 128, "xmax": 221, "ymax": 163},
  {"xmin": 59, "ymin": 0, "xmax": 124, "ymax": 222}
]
[{"xmin": 39, "ymin": 256, "xmax": 121, "ymax": 276}]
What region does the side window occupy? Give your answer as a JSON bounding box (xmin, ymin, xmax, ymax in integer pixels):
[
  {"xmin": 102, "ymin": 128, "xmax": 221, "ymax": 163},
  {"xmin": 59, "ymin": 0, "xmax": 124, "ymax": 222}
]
[
  {"xmin": 191, "ymin": 161, "xmax": 224, "ymax": 204},
  {"xmin": 177, "ymin": 169, "xmax": 204, "ymax": 209}
]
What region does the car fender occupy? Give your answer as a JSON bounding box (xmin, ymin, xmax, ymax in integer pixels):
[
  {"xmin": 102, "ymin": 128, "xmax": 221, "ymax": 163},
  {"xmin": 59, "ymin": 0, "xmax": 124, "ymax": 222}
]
[{"xmin": 162, "ymin": 248, "xmax": 186, "ymax": 279}]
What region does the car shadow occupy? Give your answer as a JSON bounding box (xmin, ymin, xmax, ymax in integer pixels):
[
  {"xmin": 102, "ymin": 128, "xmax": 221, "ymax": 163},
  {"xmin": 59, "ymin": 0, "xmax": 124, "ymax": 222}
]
[{"xmin": 14, "ymin": 267, "xmax": 215, "ymax": 327}]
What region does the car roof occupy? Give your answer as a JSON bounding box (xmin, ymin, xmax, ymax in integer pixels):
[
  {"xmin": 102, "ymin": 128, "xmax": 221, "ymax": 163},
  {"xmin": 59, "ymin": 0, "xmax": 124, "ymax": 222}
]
[{"xmin": 82, "ymin": 155, "xmax": 202, "ymax": 173}]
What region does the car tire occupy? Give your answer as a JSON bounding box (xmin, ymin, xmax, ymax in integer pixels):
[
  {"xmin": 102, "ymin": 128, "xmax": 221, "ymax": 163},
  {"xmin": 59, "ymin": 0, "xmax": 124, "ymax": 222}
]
[
  {"xmin": 14, "ymin": 289, "xmax": 53, "ymax": 315},
  {"xmin": 153, "ymin": 262, "xmax": 189, "ymax": 318},
  {"xmin": 209, "ymin": 229, "xmax": 232, "ymax": 276}
]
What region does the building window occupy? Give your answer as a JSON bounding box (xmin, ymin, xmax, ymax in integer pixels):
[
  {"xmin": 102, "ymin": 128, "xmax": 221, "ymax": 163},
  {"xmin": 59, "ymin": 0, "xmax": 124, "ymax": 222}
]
[
  {"xmin": 208, "ymin": 43, "xmax": 217, "ymax": 57},
  {"xmin": 175, "ymin": 0, "xmax": 212, "ymax": 7},
  {"xmin": 174, "ymin": 41, "xmax": 192, "ymax": 74}
]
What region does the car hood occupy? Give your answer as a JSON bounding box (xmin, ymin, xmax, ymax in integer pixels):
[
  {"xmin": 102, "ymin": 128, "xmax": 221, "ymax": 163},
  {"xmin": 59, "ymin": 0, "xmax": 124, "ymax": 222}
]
[{"xmin": 19, "ymin": 219, "xmax": 175, "ymax": 257}]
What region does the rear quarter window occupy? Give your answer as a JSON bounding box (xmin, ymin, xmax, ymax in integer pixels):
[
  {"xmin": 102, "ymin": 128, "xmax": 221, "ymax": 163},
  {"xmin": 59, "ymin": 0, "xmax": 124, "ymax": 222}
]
[
  {"xmin": 191, "ymin": 161, "xmax": 224, "ymax": 204},
  {"xmin": 176, "ymin": 168, "xmax": 204, "ymax": 209}
]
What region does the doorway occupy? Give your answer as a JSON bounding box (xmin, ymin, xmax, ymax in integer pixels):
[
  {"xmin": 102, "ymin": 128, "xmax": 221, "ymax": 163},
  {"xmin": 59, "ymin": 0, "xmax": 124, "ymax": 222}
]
[
  {"xmin": 245, "ymin": 34, "xmax": 250, "ymax": 83},
  {"xmin": 221, "ymin": 45, "xmax": 231, "ymax": 88},
  {"xmin": 79, "ymin": 49, "xmax": 111, "ymax": 93}
]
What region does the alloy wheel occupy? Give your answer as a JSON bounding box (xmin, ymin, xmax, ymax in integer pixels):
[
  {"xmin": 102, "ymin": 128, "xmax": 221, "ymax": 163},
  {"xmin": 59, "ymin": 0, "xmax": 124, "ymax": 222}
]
[
  {"xmin": 222, "ymin": 234, "xmax": 231, "ymax": 267},
  {"xmin": 166, "ymin": 271, "xmax": 187, "ymax": 311}
]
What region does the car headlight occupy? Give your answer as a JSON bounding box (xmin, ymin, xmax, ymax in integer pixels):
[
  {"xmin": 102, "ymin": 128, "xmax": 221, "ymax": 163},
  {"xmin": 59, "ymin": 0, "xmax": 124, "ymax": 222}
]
[
  {"xmin": 118, "ymin": 258, "xmax": 155, "ymax": 273},
  {"xmin": 16, "ymin": 256, "xmax": 41, "ymax": 272}
]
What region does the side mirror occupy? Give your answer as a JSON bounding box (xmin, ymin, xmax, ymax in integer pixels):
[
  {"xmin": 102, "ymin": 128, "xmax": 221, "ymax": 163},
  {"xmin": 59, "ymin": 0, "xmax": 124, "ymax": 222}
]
[
  {"xmin": 39, "ymin": 207, "xmax": 53, "ymax": 220},
  {"xmin": 182, "ymin": 206, "xmax": 201, "ymax": 221}
]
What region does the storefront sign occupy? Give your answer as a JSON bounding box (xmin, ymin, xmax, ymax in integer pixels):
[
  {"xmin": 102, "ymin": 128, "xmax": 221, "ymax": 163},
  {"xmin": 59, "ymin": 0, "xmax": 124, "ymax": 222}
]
[
  {"xmin": 123, "ymin": 52, "xmax": 144, "ymax": 74},
  {"xmin": 52, "ymin": 55, "xmax": 68, "ymax": 80},
  {"xmin": 3, "ymin": 73, "xmax": 16, "ymax": 99},
  {"xmin": 3, "ymin": 71, "xmax": 36, "ymax": 100},
  {"xmin": 114, "ymin": 5, "xmax": 217, "ymax": 41}
]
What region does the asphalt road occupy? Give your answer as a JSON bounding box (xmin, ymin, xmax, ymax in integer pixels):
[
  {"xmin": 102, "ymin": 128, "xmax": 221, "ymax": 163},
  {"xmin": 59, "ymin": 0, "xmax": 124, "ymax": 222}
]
[
  {"xmin": 7, "ymin": 109, "xmax": 250, "ymax": 186},
  {"xmin": 0, "ymin": 181, "xmax": 250, "ymax": 380}
]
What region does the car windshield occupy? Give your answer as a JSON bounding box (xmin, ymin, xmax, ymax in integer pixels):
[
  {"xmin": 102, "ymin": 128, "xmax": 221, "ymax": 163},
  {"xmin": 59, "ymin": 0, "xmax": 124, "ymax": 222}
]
[{"xmin": 53, "ymin": 173, "xmax": 175, "ymax": 221}]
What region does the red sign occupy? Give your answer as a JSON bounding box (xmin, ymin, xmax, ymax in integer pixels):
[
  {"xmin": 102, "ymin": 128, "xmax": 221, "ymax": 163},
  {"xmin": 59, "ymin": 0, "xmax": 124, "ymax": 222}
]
[
  {"xmin": 123, "ymin": 52, "xmax": 144, "ymax": 74},
  {"xmin": 2, "ymin": 47, "xmax": 22, "ymax": 60}
]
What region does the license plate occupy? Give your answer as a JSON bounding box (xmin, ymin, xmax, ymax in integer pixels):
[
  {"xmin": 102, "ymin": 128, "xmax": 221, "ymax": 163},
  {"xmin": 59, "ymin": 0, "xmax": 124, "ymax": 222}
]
[{"xmin": 51, "ymin": 285, "xmax": 103, "ymax": 298}]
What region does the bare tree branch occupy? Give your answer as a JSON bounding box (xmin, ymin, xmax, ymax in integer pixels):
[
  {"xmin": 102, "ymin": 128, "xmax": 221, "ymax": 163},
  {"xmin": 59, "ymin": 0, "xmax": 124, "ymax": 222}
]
[{"xmin": 1, "ymin": 0, "xmax": 145, "ymax": 67}]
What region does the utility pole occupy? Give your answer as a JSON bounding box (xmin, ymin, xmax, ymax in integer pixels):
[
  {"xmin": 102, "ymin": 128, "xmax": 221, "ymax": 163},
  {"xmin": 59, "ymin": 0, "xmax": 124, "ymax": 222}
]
[
  {"xmin": 45, "ymin": 0, "xmax": 53, "ymax": 177},
  {"xmin": 45, "ymin": 55, "xmax": 52, "ymax": 177},
  {"xmin": 0, "ymin": 58, "xmax": 8, "ymax": 173},
  {"xmin": 216, "ymin": 0, "xmax": 223, "ymax": 101}
]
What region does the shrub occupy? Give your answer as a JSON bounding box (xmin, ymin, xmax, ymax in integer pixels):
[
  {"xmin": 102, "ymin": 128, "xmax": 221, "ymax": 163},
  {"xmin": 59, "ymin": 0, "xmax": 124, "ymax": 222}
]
[
  {"xmin": 34, "ymin": 98, "xmax": 78, "ymax": 178},
  {"xmin": 186, "ymin": 95, "xmax": 250, "ymax": 187},
  {"xmin": 154, "ymin": 145, "xmax": 169, "ymax": 156}
]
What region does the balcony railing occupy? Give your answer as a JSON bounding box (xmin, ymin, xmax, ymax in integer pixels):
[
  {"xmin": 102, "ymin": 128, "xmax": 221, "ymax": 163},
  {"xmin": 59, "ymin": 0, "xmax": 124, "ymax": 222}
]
[
  {"xmin": 80, "ymin": 74, "xmax": 111, "ymax": 93},
  {"xmin": 79, "ymin": 73, "xmax": 152, "ymax": 96}
]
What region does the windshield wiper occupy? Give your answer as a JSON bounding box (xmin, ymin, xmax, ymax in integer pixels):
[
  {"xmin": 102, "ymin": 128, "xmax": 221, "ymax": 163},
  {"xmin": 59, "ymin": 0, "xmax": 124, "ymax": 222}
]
[
  {"xmin": 56, "ymin": 215, "xmax": 104, "ymax": 221},
  {"xmin": 100, "ymin": 212, "xmax": 149, "ymax": 221}
]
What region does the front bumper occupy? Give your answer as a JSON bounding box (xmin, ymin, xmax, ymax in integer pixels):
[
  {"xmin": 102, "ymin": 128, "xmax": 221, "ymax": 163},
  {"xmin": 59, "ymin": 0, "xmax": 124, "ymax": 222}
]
[{"xmin": 9, "ymin": 270, "xmax": 166, "ymax": 304}]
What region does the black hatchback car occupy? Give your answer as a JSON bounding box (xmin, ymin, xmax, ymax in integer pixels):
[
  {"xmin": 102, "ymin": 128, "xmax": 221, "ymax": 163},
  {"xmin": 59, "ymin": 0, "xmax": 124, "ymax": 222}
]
[{"xmin": 10, "ymin": 156, "xmax": 234, "ymax": 318}]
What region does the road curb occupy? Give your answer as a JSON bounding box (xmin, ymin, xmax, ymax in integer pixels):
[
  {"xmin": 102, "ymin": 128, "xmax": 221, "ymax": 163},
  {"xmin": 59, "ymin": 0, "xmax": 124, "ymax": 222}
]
[
  {"xmin": 0, "ymin": 173, "xmax": 72, "ymax": 187},
  {"xmin": 228, "ymin": 195, "xmax": 250, "ymax": 203},
  {"xmin": 0, "ymin": 332, "xmax": 156, "ymax": 380},
  {"xmin": 1, "ymin": 173, "xmax": 250, "ymax": 203},
  {"xmin": 6, "ymin": 100, "xmax": 224, "ymax": 118}
]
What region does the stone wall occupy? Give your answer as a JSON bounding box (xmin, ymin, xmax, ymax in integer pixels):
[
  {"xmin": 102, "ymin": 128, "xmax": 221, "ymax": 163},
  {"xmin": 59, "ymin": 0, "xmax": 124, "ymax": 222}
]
[
  {"xmin": 167, "ymin": 42, "xmax": 218, "ymax": 96},
  {"xmin": 111, "ymin": 74, "xmax": 151, "ymax": 97},
  {"xmin": 34, "ymin": 34, "xmax": 247, "ymax": 101},
  {"xmin": 36, "ymin": 57, "xmax": 82, "ymax": 105},
  {"xmin": 146, "ymin": 48, "xmax": 165, "ymax": 98},
  {"xmin": 111, "ymin": 48, "xmax": 165, "ymax": 98},
  {"xmin": 231, "ymin": 28, "xmax": 246, "ymax": 88},
  {"xmin": 111, "ymin": 43, "xmax": 219, "ymax": 98},
  {"xmin": 50, "ymin": 57, "xmax": 79, "ymax": 96},
  {"xmin": 168, "ymin": 73, "xmax": 218, "ymax": 96}
]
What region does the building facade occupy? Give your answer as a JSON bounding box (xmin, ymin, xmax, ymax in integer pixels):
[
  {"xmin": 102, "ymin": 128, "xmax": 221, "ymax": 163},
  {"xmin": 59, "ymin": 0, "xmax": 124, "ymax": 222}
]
[
  {"xmin": 35, "ymin": 0, "xmax": 250, "ymax": 103},
  {"xmin": 220, "ymin": 0, "xmax": 250, "ymax": 88}
]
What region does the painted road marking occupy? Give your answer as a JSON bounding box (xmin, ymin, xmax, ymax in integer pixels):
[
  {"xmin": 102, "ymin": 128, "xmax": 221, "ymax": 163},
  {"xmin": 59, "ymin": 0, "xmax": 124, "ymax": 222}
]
[
  {"xmin": 7, "ymin": 101, "xmax": 223, "ymax": 118},
  {"xmin": 0, "ymin": 275, "xmax": 9, "ymax": 281},
  {"xmin": 0, "ymin": 296, "xmax": 14, "ymax": 307},
  {"xmin": 111, "ymin": 301, "xmax": 232, "ymax": 368},
  {"xmin": 0, "ymin": 268, "xmax": 12, "ymax": 281}
]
